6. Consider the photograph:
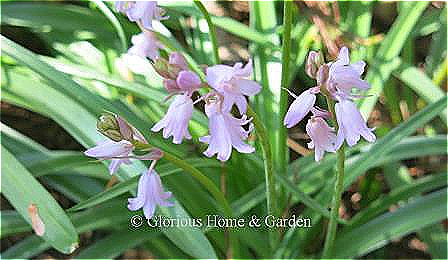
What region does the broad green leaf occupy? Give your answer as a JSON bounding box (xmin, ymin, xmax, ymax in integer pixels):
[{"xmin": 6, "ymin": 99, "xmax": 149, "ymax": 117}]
[
  {"xmin": 68, "ymin": 158, "xmax": 220, "ymax": 212},
  {"xmin": 344, "ymin": 97, "xmax": 447, "ymax": 188},
  {"xmin": 1, "ymin": 200, "xmax": 134, "ymax": 258},
  {"xmin": 395, "ymin": 65, "xmax": 447, "ymax": 123},
  {"xmin": 1, "ymin": 146, "xmax": 79, "ymax": 254},
  {"xmin": 158, "ymin": 202, "xmax": 218, "ymax": 259},
  {"xmin": 162, "ymin": 2, "xmax": 277, "ymax": 47},
  {"xmin": 74, "ymin": 231, "xmax": 158, "ymax": 259},
  {"xmin": 359, "ymin": 1, "xmax": 429, "ymax": 117},
  {"xmin": 348, "ymin": 172, "xmax": 447, "ymax": 227},
  {"xmin": 418, "ymin": 224, "xmax": 448, "ymax": 259},
  {"xmin": 332, "ymin": 188, "xmax": 447, "ymax": 258}
]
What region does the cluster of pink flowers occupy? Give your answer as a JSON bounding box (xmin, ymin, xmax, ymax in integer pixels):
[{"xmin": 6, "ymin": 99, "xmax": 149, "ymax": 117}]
[
  {"xmin": 151, "ymin": 55, "xmax": 260, "ymax": 162},
  {"xmin": 284, "ymin": 47, "xmax": 375, "ymax": 161},
  {"xmin": 84, "ymin": 2, "xmax": 375, "ymax": 219},
  {"xmin": 84, "ymin": 1, "xmax": 261, "ymax": 219}
]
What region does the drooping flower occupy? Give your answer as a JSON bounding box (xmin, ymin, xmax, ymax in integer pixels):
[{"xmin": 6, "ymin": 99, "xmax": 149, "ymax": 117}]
[
  {"xmin": 283, "ymin": 87, "xmax": 320, "ymax": 128},
  {"xmin": 128, "ymin": 169, "xmax": 174, "ymax": 219},
  {"xmin": 206, "ymin": 59, "xmax": 261, "ymax": 114},
  {"xmin": 306, "ymin": 117, "xmax": 339, "ymax": 162},
  {"xmin": 151, "ymin": 94, "xmax": 193, "ymax": 144},
  {"xmin": 85, "ymin": 113, "xmax": 158, "ymax": 173},
  {"xmin": 327, "ymin": 47, "xmax": 369, "ymax": 99},
  {"xmin": 128, "ymin": 32, "xmax": 164, "ymax": 60},
  {"xmin": 115, "ymin": 1, "xmax": 166, "ymax": 30},
  {"xmin": 84, "ymin": 140, "xmax": 133, "ymax": 174},
  {"xmin": 335, "ymin": 99, "xmax": 376, "ymax": 147},
  {"xmin": 199, "ymin": 94, "xmax": 255, "ymax": 161},
  {"xmin": 176, "ymin": 70, "xmax": 201, "ymax": 95}
]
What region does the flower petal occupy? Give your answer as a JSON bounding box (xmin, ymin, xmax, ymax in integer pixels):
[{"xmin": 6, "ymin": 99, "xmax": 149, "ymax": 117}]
[
  {"xmin": 337, "ymin": 46, "xmax": 349, "ymax": 65},
  {"xmin": 206, "ymin": 65, "xmax": 234, "ymax": 90},
  {"xmin": 127, "ymin": 172, "xmax": 149, "ymax": 211},
  {"xmin": 84, "ymin": 140, "xmax": 133, "ymax": 159},
  {"xmin": 283, "ymin": 90, "xmax": 316, "ymax": 128},
  {"xmin": 234, "ymin": 79, "xmax": 262, "ymax": 96},
  {"xmin": 176, "ymin": 70, "xmax": 201, "ymax": 93}
]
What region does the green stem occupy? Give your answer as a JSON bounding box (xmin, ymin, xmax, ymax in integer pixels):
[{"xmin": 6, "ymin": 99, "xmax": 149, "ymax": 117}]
[
  {"xmin": 247, "ymin": 105, "xmax": 277, "ymax": 252},
  {"xmin": 321, "ymin": 97, "xmax": 346, "ymax": 258},
  {"xmin": 193, "ymin": 0, "xmax": 220, "ymax": 64},
  {"xmin": 278, "ymin": 1, "xmax": 293, "ymax": 176},
  {"xmin": 194, "ymin": 0, "xmax": 276, "ymax": 234},
  {"xmin": 247, "ymin": 106, "xmax": 275, "ymax": 217},
  {"xmin": 163, "ymin": 152, "xmax": 233, "ymax": 216}
]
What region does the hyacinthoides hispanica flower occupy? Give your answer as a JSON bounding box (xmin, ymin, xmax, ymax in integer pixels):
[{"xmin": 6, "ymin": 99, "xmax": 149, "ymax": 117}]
[
  {"xmin": 127, "ymin": 158, "xmax": 174, "ymax": 219},
  {"xmin": 84, "ymin": 1, "xmax": 261, "ymax": 222},
  {"xmin": 115, "ymin": 1, "xmax": 166, "ymax": 30},
  {"xmin": 151, "ymin": 53, "xmax": 259, "ymax": 161},
  {"xmin": 199, "ymin": 93, "xmax": 255, "ymax": 161},
  {"xmin": 283, "ymin": 46, "xmax": 376, "ymax": 257},
  {"xmin": 284, "ymin": 47, "xmax": 376, "ymax": 161},
  {"xmin": 114, "ymin": 0, "xmax": 261, "ymax": 161},
  {"xmin": 84, "ymin": 112, "xmax": 173, "ymax": 219}
]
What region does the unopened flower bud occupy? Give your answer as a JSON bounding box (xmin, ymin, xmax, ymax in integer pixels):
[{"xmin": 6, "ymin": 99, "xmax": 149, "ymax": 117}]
[
  {"xmin": 169, "ymin": 52, "xmax": 189, "ymax": 71},
  {"xmin": 316, "ymin": 64, "xmax": 330, "ymax": 88},
  {"xmin": 306, "ymin": 51, "xmax": 324, "ymax": 79},
  {"xmin": 116, "ymin": 116, "xmax": 133, "ymax": 141},
  {"xmin": 153, "ymin": 57, "xmax": 171, "ymax": 79},
  {"xmin": 163, "ymin": 78, "xmax": 180, "ymax": 93},
  {"xmin": 96, "ymin": 113, "xmax": 130, "ymax": 142},
  {"xmin": 153, "ymin": 57, "xmax": 182, "ymax": 80}
]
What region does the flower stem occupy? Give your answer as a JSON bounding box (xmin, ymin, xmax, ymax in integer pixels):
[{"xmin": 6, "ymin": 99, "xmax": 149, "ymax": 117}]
[
  {"xmin": 193, "ymin": 0, "xmax": 220, "ymax": 64},
  {"xmin": 247, "ymin": 106, "xmax": 276, "ymax": 217},
  {"xmin": 247, "ymin": 105, "xmax": 277, "ymax": 251},
  {"xmin": 163, "ymin": 152, "xmax": 234, "ymax": 216},
  {"xmin": 196, "ymin": 0, "xmax": 278, "ymax": 221},
  {"xmin": 321, "ymin": 96, "xmax": 346, "ymax": 258},
  {"xmin": 279, "ymin": 0, "xmax": 293, "ymax": 175}
]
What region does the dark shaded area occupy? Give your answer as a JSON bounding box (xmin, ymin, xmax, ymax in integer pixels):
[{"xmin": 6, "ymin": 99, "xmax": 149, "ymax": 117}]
[{"xmin": 1, "ymin": 102, "xmax": 83, "ymax": 150}]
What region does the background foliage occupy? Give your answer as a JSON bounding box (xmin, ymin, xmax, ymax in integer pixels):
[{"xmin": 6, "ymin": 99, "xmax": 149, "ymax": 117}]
[{"xmin": 1, "ymin": 1, "xmax": 447, "ymax": 258}]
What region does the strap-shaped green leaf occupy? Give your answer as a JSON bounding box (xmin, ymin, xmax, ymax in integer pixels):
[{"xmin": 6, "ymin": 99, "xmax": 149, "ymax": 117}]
[
  {"xmin": 332, "ymin": 188, "xmax": 447, "ymax": 258},
  {"xmin": 395, "ymin": 64, "xmax": 447, "ymax": 123},
  {"xmin": 359, "ymin": 1, "xmax": 429, "ymax": 117},
  {"xmin": 1, "ymin": 146, "xmax": 79, "ymax": 254}
]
